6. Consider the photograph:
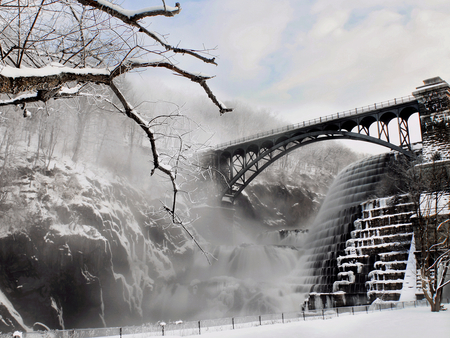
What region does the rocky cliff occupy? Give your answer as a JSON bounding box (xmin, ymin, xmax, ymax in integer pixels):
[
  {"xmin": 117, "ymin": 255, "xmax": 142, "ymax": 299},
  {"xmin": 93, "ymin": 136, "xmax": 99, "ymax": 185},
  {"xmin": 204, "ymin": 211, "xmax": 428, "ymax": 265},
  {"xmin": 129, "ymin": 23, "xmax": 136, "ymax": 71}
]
[
  {"xmin": 233, "ymin": 166, "xmax": 334, "ymax": 230},
  {"xmin": 0, "ymin": 151, "xmax": 340, "ymax": 332},
  {"xmin": 0, "ymin": 159, "xmax": 195, "ymax": 332}
]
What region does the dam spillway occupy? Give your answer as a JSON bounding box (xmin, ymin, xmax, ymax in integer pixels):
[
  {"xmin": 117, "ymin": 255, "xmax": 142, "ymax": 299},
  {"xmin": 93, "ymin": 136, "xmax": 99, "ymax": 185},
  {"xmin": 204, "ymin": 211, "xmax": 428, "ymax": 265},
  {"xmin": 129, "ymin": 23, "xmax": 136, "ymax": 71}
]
[{"xmin": 297, "ymin": 153, "xmax": 415, "ymax": 308}]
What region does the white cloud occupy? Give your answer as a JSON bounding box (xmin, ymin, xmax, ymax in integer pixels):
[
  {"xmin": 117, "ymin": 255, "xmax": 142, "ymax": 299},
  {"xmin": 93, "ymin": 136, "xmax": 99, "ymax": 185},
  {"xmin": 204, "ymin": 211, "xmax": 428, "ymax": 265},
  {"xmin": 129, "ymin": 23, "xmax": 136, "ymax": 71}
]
[
  {"xmin": 209, "ymin": 0, "xmax": 294, "ymax": 79},
  {"xmin": 264, "ymin": 1, "xmax": 450, "ymax": 115},
  {"xmin": 123, "ymin": 0, "xmax": 450, "ymax": 124}
]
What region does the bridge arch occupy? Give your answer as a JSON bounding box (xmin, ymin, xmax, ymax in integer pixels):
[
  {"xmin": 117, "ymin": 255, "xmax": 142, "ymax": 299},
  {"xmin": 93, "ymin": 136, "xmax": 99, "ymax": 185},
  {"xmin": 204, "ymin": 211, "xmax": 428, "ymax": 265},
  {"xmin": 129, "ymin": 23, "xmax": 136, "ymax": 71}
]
[{"xmin": 212, "ymin": 100, "xmax": 421, "ymax": 203}]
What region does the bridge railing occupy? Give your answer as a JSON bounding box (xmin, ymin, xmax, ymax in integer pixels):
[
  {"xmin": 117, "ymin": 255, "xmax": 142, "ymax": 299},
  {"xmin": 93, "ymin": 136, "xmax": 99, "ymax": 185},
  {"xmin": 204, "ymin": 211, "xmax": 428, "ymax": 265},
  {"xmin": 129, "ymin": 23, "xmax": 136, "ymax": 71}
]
[{"xmin": 215, "ymin": 94, "xmax": 417, "ymax": 150}]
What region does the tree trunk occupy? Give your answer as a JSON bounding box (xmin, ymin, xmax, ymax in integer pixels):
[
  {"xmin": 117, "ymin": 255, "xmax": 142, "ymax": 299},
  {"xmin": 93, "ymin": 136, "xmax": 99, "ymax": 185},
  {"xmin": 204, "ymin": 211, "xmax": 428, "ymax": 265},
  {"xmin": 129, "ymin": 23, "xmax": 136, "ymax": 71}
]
[{"xmin": 430, "ymin": 288, "xmax": 442, "ymax": 312}]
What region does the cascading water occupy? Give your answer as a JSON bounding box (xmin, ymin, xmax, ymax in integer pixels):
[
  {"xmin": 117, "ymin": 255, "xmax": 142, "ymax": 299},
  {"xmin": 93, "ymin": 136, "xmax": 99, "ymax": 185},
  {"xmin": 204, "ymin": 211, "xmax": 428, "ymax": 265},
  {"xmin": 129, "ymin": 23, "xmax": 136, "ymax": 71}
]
[
  {"xmin": 148, "ymin": 235, "xmax": 308, "ymax": 321},
  {"xmin": 149, "ymin": 154, "xmax": 395, "ymax": 320},
  {"xmin": 296, "ymin": 153, "xmax": 393, "ymax": 308}
]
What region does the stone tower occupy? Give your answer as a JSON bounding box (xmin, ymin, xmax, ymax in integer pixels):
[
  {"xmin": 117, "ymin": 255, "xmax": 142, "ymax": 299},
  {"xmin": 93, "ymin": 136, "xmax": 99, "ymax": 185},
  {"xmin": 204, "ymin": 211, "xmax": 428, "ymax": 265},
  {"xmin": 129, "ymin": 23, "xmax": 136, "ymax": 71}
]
[{"xmin": 413, "ymin": 77, "xmax": 450, "ymax": 161}]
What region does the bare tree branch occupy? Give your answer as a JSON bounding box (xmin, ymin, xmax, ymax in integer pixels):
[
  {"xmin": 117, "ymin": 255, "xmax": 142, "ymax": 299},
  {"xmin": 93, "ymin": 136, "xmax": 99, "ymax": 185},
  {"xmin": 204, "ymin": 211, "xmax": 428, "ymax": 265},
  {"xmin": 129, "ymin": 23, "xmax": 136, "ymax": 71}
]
[{"xmin": 76, "ymin": 0, "xmax": 218, "ymax": 65}]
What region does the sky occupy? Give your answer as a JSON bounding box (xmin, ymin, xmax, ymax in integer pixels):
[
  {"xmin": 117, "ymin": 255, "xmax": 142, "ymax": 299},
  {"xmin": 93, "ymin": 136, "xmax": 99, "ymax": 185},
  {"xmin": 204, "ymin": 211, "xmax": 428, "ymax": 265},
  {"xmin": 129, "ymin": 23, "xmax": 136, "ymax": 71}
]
[{"xmin": 120, "ymin": 0, "xmax": 450, "ymax": 149}]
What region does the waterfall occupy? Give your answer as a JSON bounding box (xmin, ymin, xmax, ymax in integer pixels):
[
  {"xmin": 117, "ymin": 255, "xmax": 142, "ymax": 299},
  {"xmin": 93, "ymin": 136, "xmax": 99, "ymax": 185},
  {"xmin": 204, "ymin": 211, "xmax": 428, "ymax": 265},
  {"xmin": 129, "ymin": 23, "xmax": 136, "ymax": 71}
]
[
  {"xmin": 149, "ymin": 154, "xmax": 395, "ymax": 320},
  {"xmin": 297, "ymin": 154, "xmax": 393, "ymax": 307}
]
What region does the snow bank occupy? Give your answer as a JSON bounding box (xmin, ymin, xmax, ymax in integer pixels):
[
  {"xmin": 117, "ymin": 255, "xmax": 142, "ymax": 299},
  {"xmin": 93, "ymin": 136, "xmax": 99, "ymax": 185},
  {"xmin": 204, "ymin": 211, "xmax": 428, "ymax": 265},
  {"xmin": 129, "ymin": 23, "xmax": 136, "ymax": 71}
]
[{"xmin": 165, "ymin": 306, "xmax": 449, "ymax": 338}]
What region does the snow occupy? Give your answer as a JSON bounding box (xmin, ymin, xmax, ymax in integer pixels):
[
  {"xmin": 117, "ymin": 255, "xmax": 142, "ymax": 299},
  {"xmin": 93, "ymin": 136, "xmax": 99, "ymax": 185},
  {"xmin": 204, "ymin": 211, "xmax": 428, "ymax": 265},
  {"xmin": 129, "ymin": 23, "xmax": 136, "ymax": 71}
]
[
  {"xmin": 0, "ymin": 64, "xmax": 110, "ymax": 78},
  {"xmin": 97, "ymin": 306, "xmax": 450, "ymax": 338},
  {"xmin": 59, "ymin": 84, "xmax": 83, "ymax": 95},
  {"xmin": 399, "ymin": 234, "xmax": 417, "ymax": 302},
  {"xmin": 94, "ymin": 0, "xmax": 179, "ymax": 19},
  {"xmin": 194, "ymin": 308, "xmax": 449, "ymax": 338},
  {"xmin": 0, "ymin": 289, "xmax": 32, "ymax": 332}
]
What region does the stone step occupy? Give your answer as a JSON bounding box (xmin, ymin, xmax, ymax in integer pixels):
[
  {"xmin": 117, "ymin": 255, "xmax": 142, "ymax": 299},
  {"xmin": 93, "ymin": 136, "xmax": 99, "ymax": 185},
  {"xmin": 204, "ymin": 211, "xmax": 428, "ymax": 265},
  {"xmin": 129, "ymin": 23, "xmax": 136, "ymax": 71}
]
[
  {"xmin": 347, "ymin": 232, "xmax": 413, "ymax": 249},
  {"xmin": 352, "ymin": 223, "xmax": 413, "ymax": 237},
  {"xmin": 357, "ymin": 212, "xmax": 415, "ymax": 228}
]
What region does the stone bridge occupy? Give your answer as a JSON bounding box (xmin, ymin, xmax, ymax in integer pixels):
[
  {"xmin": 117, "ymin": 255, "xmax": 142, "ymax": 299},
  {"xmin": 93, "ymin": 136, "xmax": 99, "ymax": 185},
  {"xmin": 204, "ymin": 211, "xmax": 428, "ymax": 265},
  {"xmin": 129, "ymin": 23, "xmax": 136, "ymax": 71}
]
[{"xmin": 205, "ymin": 77, "xmax": 450, "ymax": 203}]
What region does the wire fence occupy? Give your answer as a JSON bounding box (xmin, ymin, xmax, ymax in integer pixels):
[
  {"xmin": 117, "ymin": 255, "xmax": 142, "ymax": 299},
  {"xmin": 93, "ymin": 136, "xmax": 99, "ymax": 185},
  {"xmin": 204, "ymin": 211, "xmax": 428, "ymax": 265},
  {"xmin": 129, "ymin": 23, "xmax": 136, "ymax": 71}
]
[
  {"xmin": 215, "ymin": 94, "xmax": 417, "ymax": 150},
  {"xmin": 3, "ymin": 298, "xmax": 446, "ymax": 338}
]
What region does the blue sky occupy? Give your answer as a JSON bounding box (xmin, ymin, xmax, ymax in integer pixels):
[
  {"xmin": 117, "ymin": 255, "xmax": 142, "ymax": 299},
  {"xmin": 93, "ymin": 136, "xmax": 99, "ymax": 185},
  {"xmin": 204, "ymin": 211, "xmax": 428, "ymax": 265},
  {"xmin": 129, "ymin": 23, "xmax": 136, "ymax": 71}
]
[{"xmin": 122, "ymin": 0, "xmax": 450, "ymax": 125}]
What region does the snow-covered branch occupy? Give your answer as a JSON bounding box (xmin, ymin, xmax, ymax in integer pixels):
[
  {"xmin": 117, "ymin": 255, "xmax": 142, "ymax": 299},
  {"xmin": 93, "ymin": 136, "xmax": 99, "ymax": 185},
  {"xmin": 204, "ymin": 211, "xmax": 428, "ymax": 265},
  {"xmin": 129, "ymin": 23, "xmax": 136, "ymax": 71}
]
[
  {"xmin": 0, "ymin": 0, "xmax": 229, "ymax": 262},
  {"xmin": 76, "ymin": 0, "xmax": 181, "ymax": 21},
  {"xmin": 76, "ymin": 0, "xmax": 217, "ymax": 65},
  {"xmin": 0, "ymin": 60, "xmax": 231, "ymax": 113}
]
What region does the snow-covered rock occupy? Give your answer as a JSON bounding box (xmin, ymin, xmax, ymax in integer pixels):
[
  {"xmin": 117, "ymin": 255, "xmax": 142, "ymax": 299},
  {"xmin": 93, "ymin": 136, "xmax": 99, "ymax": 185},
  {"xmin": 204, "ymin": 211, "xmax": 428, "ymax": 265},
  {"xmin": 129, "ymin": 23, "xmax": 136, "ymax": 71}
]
[{"xmin": 0, "ymin": 159, "xmax": 194, "ymax": 331}]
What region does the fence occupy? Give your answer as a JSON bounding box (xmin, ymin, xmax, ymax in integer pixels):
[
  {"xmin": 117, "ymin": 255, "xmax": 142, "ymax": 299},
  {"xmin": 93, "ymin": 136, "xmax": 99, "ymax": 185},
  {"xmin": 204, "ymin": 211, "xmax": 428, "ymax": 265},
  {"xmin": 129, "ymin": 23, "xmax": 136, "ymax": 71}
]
[{"xmin": 2, "ymin": 298, "xmax": 446, "ymax": 338}]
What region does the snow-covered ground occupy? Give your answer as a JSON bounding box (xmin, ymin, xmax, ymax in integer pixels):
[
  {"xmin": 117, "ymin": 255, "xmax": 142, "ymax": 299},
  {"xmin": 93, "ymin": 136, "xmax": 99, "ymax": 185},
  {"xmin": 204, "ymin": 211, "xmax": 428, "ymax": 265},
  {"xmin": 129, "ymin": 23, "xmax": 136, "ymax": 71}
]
[{"xmin": 160, "ymin": 307, "xmax": 449, "ymax": 338}]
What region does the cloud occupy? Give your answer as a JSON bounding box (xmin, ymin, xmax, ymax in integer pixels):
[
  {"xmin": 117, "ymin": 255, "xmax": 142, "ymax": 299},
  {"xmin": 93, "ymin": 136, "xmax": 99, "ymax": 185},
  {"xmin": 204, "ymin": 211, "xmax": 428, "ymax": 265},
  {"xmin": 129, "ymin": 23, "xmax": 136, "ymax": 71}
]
[
  {"xmin": 208, "ymin": 0, "xmax": 294, "ymax": 79},
  {"xmin": 123, "ymin": 0, "xmax": 450, "ymax": 124},
  {"xmin": 264, "ymin": 1, "xmax": 450, "ymax": 114}
]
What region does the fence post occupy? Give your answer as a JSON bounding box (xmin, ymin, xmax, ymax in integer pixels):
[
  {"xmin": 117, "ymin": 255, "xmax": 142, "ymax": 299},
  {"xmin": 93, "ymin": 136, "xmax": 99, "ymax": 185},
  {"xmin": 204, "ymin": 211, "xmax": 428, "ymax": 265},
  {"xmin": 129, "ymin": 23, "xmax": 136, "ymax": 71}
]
[
  {"xmin": 232, "ymin": 318, "xmax": 235, "ymax": 330},
  {"xmin": 120, "ymin": 327, "xmax": 122, "ymax": 338},
  {"xmin": 198, "ymin": 321, "xmax": 201, "ymax": 335},
  {"xmin": 282, "ymin": 313, "xmax": 284, "ymax": 324},
  {"xmin": 259, "ymin": 315, "xmax": 262, "ymax": 326}
]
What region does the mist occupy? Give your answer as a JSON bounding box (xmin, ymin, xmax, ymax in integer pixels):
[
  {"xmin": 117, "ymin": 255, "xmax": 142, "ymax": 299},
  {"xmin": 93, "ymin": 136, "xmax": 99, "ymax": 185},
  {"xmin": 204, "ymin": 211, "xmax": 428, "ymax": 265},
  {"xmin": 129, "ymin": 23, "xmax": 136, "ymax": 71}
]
[{"xmin": 0, "ymin": 77, "xmax": 366, "ymax": 328}]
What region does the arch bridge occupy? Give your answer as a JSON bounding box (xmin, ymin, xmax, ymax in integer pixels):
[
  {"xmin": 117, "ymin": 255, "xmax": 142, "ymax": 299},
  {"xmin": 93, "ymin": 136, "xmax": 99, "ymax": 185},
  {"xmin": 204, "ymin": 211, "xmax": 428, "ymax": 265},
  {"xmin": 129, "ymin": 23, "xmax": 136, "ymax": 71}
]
[{"xmin": 206, "ymin": 77, "xmax": 450, "ymax": 203}]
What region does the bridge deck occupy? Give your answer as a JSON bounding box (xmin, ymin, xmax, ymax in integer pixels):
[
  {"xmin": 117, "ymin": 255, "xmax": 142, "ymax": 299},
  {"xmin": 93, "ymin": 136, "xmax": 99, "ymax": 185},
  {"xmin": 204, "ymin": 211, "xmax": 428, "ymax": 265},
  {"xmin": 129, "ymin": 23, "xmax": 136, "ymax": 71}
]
[{"xmin": 215, "ymin": 94, "xmax": 417, "ymax": 150}]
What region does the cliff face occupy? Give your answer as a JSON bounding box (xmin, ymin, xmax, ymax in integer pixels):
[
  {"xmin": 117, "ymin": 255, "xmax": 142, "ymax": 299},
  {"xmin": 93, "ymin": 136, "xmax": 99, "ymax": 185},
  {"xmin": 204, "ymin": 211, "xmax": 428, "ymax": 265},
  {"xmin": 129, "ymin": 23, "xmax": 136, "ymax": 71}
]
[
  {"xmin": 0, "ymin": 160, "xmax": 194, "ymax": 332},
  {"xmin": 0, "ymin": 153, "xmax": 338, "ymax": 332},
  {"xmin": 233, "ymin": 169, "xmax": 333, "ymax": 230}
]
